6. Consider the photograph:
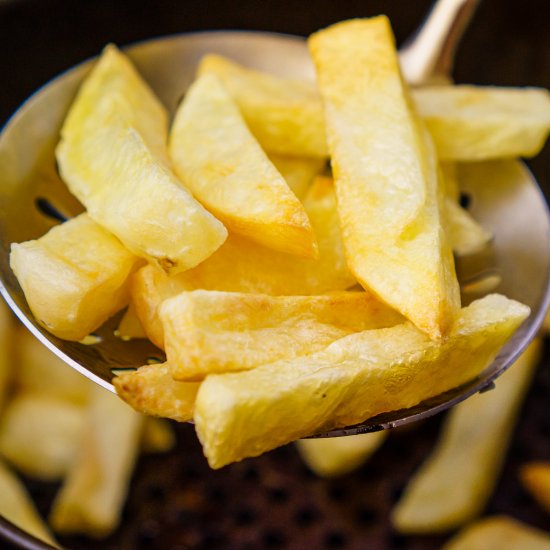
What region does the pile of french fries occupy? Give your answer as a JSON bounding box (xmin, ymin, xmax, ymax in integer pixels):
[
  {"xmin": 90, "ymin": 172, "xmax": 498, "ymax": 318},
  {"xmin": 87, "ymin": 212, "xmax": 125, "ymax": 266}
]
[
  {"xmin": 0, "ymin": 300, "xmax": 175, "ymax": 544},
  {"xmin": 8, "ymin": 15, "xmax": 550, "ymax": 474}
]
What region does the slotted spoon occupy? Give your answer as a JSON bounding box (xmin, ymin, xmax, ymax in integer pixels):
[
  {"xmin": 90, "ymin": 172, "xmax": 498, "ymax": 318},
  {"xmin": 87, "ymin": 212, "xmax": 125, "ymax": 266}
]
[{"xmin": 0, "ymin": 0, "xmax": 549, "ymax": 435}]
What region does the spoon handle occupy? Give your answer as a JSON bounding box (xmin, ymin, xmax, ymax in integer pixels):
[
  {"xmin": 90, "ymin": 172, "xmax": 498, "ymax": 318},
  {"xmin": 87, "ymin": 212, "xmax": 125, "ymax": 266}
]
[{"xmin": 399, "ymin": 0, "xmax": 480, "ymax": 85}]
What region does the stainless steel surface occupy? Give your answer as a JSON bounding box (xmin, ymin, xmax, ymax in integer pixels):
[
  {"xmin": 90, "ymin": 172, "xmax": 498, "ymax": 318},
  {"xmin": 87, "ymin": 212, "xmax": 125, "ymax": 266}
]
[{"xmin": 0, "ymin": 4, "xmax": 549, "ymax": 434}]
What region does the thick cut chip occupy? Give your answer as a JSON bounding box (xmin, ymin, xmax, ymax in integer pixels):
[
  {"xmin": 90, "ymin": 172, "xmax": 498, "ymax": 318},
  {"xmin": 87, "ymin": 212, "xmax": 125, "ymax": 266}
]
[
  {"xmin": 0, "ymin": 393, "xmax": 85, "ymax": 481},
  {"xmin": 10, "ymin": 214, "xmax": 141, "ymax": 341},
  {"xmin": 116, "ymin": 303, "xmax": 147, "ymax": 341},
  {"xmin": 0, "ymin": 300, "xmax": 13, "ymax": 411},
  {"xmin": 50, "ymin": 387, "xmax": 143, "ymax": 538},
  {"xmin": 57, "ymin": 45, "xmax": 227, "ymax": 274},
  {"xmin": 392, "ymin": 338, "xmax": 542, "ymax": 533},
  {"xmin": 194, "ymin": 294, "xmax": 529, "ymax": 469},
  {"xmin": 269, "ymin": 154, "xmax": 326, "ymax": 199},
  {"xmin": 197, "ymin": 53, "xmax": 328, "ymax": 157},
  {"xmin": 0, "ymin": 459, "xmax": 57, "ymax": 547},
  {"xmin": 520, "ymin": 462, "xmax": 550, "ymax": 515},
  {"xmin": 131, "ymin": 177, "xmax": 356, "ymax": 348},
  {"xmin": 169, "ymin": 73, "xmax": 316, "ymax": 258},
  {"xmin": 114, "ymin": 363, "xmax": 199, "ymax": 422},
  {"xmin": 445, "ymin": 199, "xmax": 492, "ymax": 256},
  {"xmin": 414, "ymin": 85, "xmax": 550, "ymax": 161},
  {"xmin": 160, "ymin": 290, "xmax": 403, "ymax": 381},
  {"xmin": 442, "ymin": 516, "xmax": 550, "ymax": 550},
  {"xmin": 309, "ymin": 17, "xmax": 460, "ymax": 339},
  {"xmin": 296, "ymin": 432, "xmax": 387, "ymax": 478}
]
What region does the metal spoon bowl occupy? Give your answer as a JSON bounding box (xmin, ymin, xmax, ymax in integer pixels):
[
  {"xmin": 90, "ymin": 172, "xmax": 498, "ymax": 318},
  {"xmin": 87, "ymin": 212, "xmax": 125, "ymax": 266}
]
[{"xmin": 1, "ymin": 2, "xmax": 549, "ymax": 435}]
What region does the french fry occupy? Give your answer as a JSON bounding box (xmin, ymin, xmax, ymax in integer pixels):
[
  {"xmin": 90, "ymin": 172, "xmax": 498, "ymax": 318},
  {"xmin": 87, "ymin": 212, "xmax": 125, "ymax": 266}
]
[
  {"xmin": 296, "ymin": 432, "xmax": 387, "ymax": 478},
  {"xmin": 10, "ymin": 214, "xmax": 142, "ymax": 341},
  {"xmin": 56, "ymin": 45, "xmax": 227, "ymax": 274},
  {"xmin": 445, "ymin": 199, "xmax": 492, "ymax": 256},
  {"xmin": 0, "ymin": 299, "xmax": 13, "ymax": 411},
  {"xmin": 0, "ymin": 458, "xmax": 57, "ymax": 547},
  {"xmin": 132, "ymin": 177, "xmax": 356, "ymax": 348},
  {"xmin": 170, "ymin": 73, "xmax": 317, "ymax": 258},
  {"xmin": 197, "ymin": 53, "xmax": 328, "ymax": 157},
  {"xmin": 116, "ymin": 303, "xmax": 147, "ymax": 341},
  {"xmin": 50, "ymin": 387, "xmax": 143, "ymax": 538},
  {"xmin": 194, "ymin": 294, "xmax": 529, "ymax": 469},
  {"xmin": 520, "ymin": 461, "xmax": 550, "ymax": 515},
  {"xmin": 442, "ymin": 516, "xmax": 550, "ymax": 550},
  {"xmin": 198, "ymin": 54, "xmax": 550, "ymax": 162},
  {"xmin": 114, "ymin": 363, "xmax": 199, "ymax": 422},
  {"xmin": 161, "ymin": 290, "xmax": 403, "ymax": 381},
  {"xmin": 141, "ymin": 417, "xmax": 176, "ymax": 454},
  {"xmin": 414, "ymin": 85, "xmax": 550, "ymax": 161},
  {"xmin": 15, "ymin": 324, "xmax": 90, "ymax": 405},
  {"xmin": 0, "ymin": 393, "xmax": 84, "ymax": 481},
  {"xmin": 309, "ymin": 17, "xmax": 460, "ymax": 339},
  {"xmin": 392, "ymin": 338, "xmax": 542, "ymax": 534},
  {"xmin": 269, "ymin": 153, "xmax": 326, "ymax": 199}
]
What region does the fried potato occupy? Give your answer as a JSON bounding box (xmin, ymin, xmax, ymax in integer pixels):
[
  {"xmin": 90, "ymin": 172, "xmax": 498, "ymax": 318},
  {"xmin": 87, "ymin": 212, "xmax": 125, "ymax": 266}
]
[
  {"xmin": 445, "ymin": 199, "xmax": 492, "ymax": 256},
  {"xmin": 309, "ymin": 17, "xmax": 460, "ymax": 339},
  {"xmin": 132, "ymin": 177, "xmax": 356, "ymax": 347},
  {"xmin": 197, "ymin": 53, "xmax": 328, "ymax": 157},
  {"xmin": 392, "ymin": 338, "xmax": 542, "ymax": 533},
  {"xmin": 170, "ymin": 73, "xmax": 316, "ymax": 258},
  {"xmin": 194, "ymin": 294, "xmax": 529, "ymax": 469},
  {"xmin": 161, "ymin": 290, "xmax": 403, "ymax": 381},
  {"xmin": 296, "ymin": 432, "xmax": 387, "ymax": 478},
  {"xmin": 0, "ymin": 393, "xmax": 84, "ymax": 481},
  {"xmin": 0, "ymin": 299, "xmax": 13, "ymax": 411},
  {"xmin": 57, "ymin": 45, "xmax": 227, "ymax": 274},
  {"xmin": 50, "ymin": 387, "xmax": 143, "ymax": 538},
  {"xmin": 414, "ymin": 85, "xmax": 550, "ymax": 161},
  {"xmin": 116, "ymin": 303, "xmax": 147, "ymax": 341},
  {"xmin": 0, "ymin": 458, "xmax": 57, "ymax": 547},
  {"xmin": 10, "ymin": 214, "xmax": 142, "ymax": 341},
  {"xmin": 114, "ymin": 363, "xmax": 198, "ymax": 422},
  {"xmin": 14, "ymin": 325, "xmax": 90, "ymax": 405},
  {"xmin": 269, "ymin": 154, "xmax": 326, "ymax": 199},
  {"xmin": 199, "ymin": 54, "xmax": 550, "ymax": 162},
  {"xmin": 520, "ymin": 461, "xmax": 550, "ymax": 515},
  {"xmin": 141, "ymin": 417, "xmax": 176, "ymax": 454},
  {"xmin": 442, "ymin": 516, "xmax": 550, "ymax": 550}
]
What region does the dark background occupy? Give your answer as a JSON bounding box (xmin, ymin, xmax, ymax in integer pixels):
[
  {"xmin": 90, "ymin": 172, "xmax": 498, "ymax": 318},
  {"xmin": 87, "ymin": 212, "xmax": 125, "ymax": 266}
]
[{"xmin": 0, "ymin": 1, "xmax": 549, "ymax": 549}]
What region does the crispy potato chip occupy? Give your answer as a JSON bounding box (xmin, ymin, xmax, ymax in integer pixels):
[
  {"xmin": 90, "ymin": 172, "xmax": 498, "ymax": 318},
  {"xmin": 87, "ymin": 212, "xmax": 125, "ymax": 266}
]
[
  {"xmin": 0, "ymin": 393, "xmax": 84, "ymax": 481},
  {"xmin": 296, "ymin": 432, "xmax": 387, "ymax": 478},
  {"xmin": 114, "ymin": 363, "xmax": 198, "ymax": 422},
  {"xmin": 161, "ymin": 290, "xmax": 403, "ymax": 381},
  {"xmin": 194, "ymin": 294, "xmax": 529, "ymax": 468},
  {"xmin": 309, "ymin": 17, "xmax": 460, "ymax": 339},
  {"xmin": 0, "ymin": 458, "xmax": 57, "ymax": 547},
  {"xmin": 392, "ymin": 338, "xmax": 542, "ymax": 533},
  {"xmin": 441, "ymin": 162, "xmax": 460, "ymax": 202},
  {"xmin": 14, "ymin": 325, "xmax": 90, "ymax": 405},
  {"xmin": 50, "ymin": 387, "xmax": 143, "ymax": 538},
  {"xmin": 520, "ymin": 461, "xmax": 550, "ymax": 515},
  {"xmin": 269, "ymin": 154, "xmax": 326, "ymax": 199},
  {"xmin": 197, "ymin": 53, "xmax": 328, "ymax": 157},
  {"xmin": 57, "ymin": 45, "xmax": 227, "ymax": 274},
  {"xmin": 414, "ymin": 85, "xmax": 550, "ymax": 161},
  {"xmin": 170, "ymin": 73, "xmax": 316, "ymax": 258},
  {"xmin": 442, "ymin": 516, "xmax": 550, "ymax": 550},
  {"xmin": 10, "ymin": 214, "xmax": 142, "ymax": 341}
]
